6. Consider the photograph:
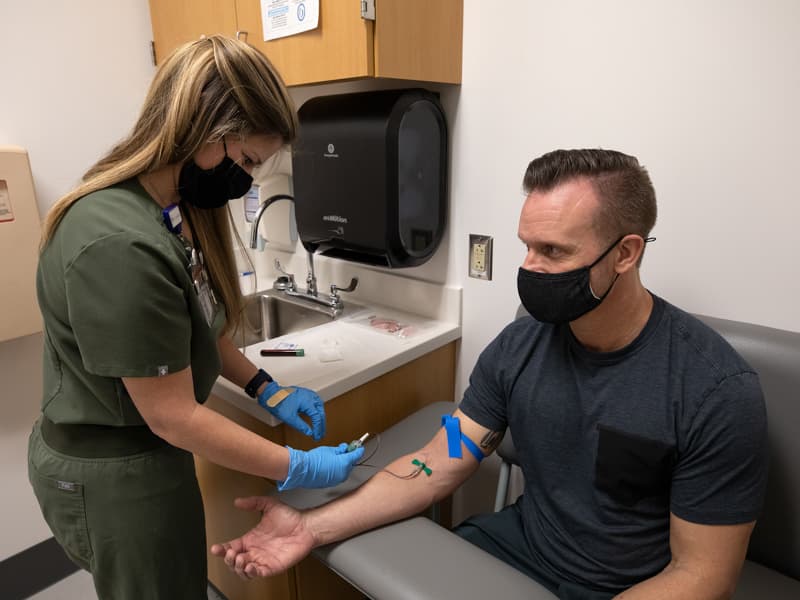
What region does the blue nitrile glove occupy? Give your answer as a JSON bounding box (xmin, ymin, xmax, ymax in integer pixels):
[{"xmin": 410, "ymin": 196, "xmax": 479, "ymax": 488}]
[
  {"xmin": 257, "ymin": 381, "xmax": 326, "ymax": 440},
  {"xmin": 277, "ymin": 443, "xmax": 365, "ymax": 491}
]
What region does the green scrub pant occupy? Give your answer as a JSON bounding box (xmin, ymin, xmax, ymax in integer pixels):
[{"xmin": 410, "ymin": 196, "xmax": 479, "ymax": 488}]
[{"xmin": 28, "ymin": 419, "xmax": 208, "ymax": 600}]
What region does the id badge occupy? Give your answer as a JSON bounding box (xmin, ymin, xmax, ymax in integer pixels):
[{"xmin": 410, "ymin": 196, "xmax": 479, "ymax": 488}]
[
  {"xmin": 189, "ymin": 249, "xmax": 218, "ymax": 326},
  {"xmin": 196, "ymin": 278, "xmax": 217, "ymax": 326}
]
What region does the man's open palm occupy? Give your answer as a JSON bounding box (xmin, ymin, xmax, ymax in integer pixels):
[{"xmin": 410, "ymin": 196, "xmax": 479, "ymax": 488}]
[{"xmin": 210, "ymin": 496, "xmax": 314, "ymax": 578}]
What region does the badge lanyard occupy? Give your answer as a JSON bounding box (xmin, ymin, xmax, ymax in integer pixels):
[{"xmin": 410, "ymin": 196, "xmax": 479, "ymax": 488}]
[{"xmin": 162, "ymin": 203, "xmax": 218, "ymax": 326}]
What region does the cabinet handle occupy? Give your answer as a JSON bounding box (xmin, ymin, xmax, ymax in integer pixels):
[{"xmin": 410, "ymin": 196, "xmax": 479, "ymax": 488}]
[{"xmin": 236, "ymin": 30, "xmax": 248, "ymax": 42}]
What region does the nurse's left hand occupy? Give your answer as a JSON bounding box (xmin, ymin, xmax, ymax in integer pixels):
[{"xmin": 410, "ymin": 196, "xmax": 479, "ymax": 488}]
[
  {"xmin": 257, "ymin": 381, "xmax": 326, "ymax": 440},
  {"xmin": 210, "ymin": 496, "xmax": 313, "ymax": 579}
]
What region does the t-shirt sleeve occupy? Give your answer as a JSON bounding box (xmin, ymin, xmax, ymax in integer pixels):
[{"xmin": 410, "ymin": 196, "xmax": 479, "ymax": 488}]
[
  {"xmin": 65, "ymin": 232, "xmax": 191, "ymax": 377},
  {"xmin": 458, "ymin": 326, "xmax": 513, "ymax": 432},
  {"xmin": 671, "ymin": 371, "xmax": 768, "ymax": 525}
]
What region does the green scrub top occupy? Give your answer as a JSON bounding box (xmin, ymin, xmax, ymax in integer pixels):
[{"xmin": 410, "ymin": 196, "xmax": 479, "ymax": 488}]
[{"xmin": 36, "ymin": 178, "xmax": 226, "ymax": 426}]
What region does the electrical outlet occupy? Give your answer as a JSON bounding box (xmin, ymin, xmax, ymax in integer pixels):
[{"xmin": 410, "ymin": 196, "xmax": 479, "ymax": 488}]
[{"xmin": 469, "ymin": 234, "xmax": 493, "ymax": 280}]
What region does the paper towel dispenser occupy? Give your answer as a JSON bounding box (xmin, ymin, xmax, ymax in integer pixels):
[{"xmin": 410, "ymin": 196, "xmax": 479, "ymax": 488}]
[{"xmin": 292, "ymin": 88, "xmax": 447, "ymax": 268}]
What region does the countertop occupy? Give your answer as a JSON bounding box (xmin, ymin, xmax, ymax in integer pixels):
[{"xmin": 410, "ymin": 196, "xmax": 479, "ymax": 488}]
[{"xmin": 212, "ymin": 283, "xmax": 462, "ymax": 427}]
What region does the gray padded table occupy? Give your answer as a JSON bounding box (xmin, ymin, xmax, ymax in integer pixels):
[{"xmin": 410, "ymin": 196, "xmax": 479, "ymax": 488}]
[{"xmin": 275, "ymin": 401, "xmax": 553, "ymax": 599}]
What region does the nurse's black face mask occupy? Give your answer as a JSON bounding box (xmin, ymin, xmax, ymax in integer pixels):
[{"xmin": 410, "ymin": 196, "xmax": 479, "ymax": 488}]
[
  {"xmin": 517, "ymin": 236, "xmax": 624, "ymax": 324},
  {"xmin": 178, "ymin": 138, "xmax": 253, "ymax": 209}
]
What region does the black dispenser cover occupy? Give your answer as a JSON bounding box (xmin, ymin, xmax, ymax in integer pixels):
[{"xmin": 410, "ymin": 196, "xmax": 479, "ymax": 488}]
[{"xmin": 292, "ymin": 88, "xmax": 447, "ymax": 268}]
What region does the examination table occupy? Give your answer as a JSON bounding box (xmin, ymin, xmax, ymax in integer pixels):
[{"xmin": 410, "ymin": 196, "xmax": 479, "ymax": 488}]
[{"xmin": 276, "ymin": 314, "xmax": 800, "ymax": 599}]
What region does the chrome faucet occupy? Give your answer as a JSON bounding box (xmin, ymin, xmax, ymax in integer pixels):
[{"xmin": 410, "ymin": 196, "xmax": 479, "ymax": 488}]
[
  {"xmin": 306, "ymin": 249, "xmax": 318, "ymax": 296},
  {"xmin": 251, "ymin": 194, "xmax": 359, "ymax": 315},
  {"xmin": 249, "ymin": 194, "xmax": 294, "ymax": 249},
  {"xmin": 273, "ymin": 256, "xmax": 358, "ymax": 316}
]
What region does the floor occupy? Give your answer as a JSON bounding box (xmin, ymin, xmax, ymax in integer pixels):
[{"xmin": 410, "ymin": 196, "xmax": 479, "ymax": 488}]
[
  {"xmin": 28, "ymin": 570, "xmax": 97, "ymax": 600},
  {"xmin": 27, "ymin": 570, "xmax": 227, "ymax": 600}
]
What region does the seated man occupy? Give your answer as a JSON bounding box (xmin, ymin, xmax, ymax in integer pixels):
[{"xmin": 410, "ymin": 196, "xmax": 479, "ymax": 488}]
[{"xmin": 211, "ymin": 149, "xmax": 768, "ymax": 600}]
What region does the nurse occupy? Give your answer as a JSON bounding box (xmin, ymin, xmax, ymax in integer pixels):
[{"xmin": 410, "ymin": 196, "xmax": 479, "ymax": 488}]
[{"xmin": 28, "ymin": 35, "xmax": 363, "ymax": 599}]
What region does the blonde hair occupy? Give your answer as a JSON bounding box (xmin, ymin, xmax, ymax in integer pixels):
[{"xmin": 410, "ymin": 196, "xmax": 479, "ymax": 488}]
[{"xmin": 41, "ymin": 35, "xmax": 298, "ymax": 333}]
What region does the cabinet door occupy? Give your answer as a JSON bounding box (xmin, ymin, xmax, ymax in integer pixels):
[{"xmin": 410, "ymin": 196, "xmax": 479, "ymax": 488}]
[
  {"xmin": 236, "ymin": 0, "xmax": 374, "ymax": 86},
  {"xmin": 149, "ymin": 0, "xmax": 238, "ymax": 64},
  {"xmin": 374, "ymin": 0, "xmax": 463, "ymax": 84}
]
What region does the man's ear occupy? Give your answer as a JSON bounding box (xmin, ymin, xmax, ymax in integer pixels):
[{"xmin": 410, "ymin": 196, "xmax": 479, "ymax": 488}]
[{"xmin": 616, "ymin": 234, "xmax": 645, "ymax": 273}]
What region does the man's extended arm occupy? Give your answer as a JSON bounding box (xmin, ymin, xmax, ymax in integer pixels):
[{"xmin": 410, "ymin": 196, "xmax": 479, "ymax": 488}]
[
  {"xmin": 211, "ymin": 409, "xmax": 502, "ymax": 578},
  {"xmin": 306, "ymin": 409, "xmax": 496, "ymax": 545},
  {"xmin": 614, "ymin": 513, "xmax": 754, "ymax": 600}
]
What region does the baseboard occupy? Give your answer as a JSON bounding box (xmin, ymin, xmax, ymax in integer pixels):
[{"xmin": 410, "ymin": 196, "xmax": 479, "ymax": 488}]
[
  {"xmin": 207, "ymin": 580, "xmax": 228, "ymax": 600},
  {"xmin": 0, "ymin": 537, "xmax": 79, "ymax": 599}
]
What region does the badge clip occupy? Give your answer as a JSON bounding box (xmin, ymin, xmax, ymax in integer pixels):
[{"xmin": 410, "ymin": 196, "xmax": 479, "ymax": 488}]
[{"xmin": 162, "ymin": 203, "xmax": 183, "ymax": 234}]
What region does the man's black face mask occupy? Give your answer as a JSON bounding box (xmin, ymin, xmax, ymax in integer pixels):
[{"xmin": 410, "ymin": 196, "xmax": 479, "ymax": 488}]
[{"xmin": 517, "ymin": 236, "xmax": 623, "ymax": 324}]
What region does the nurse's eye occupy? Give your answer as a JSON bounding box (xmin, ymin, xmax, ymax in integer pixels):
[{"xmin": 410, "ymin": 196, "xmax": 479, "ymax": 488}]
[{"xmin": 241, "ymin": 154, "xmax": 255, "ymax": 167}]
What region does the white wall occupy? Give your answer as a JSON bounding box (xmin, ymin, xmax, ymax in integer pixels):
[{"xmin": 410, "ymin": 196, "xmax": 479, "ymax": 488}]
[
  {"xmin": 2, "ymin": 0, "xmax": 799, "ymax": 556},
  {"xmin": 0, "ymin": 0, "xmax": 155, "ymax": 215}
]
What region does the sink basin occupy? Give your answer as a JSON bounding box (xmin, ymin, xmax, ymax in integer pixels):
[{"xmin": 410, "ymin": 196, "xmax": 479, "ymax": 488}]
[{"xmin": 230, "ymin": 291, "xmax": 360, "ymax": 347}]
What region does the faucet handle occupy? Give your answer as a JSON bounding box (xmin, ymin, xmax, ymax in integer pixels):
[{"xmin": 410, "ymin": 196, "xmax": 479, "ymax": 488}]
[
  {"xmin": 274, "ymin": 259, "xmax": 292, "ymax": 276},
  {"xmin": 330, "ymin": 277, "xmax": 358, "ymax": 299},
  {"xmin": 273, "ymin": 260, "xmax": 296, "ymax": 291}
]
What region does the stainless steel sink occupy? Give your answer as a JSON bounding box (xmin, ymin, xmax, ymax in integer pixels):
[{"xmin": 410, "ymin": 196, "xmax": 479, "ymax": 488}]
[{"xmin": 230, "ymin": 291, "xmax": 360, "ymax": 347}]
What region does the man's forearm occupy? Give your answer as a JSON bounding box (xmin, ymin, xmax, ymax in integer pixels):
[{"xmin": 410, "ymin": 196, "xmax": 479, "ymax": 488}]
[
  {"xmin": 615, "ymin": 562, "xmax": 734, "ymax": 600},
  {"xmin": 306, "ymin": 440, "xmax": 474, "ymax": 547},
  {"xmin": 617, "ymin": 515, "xmax": 751, "ymax": 600}
]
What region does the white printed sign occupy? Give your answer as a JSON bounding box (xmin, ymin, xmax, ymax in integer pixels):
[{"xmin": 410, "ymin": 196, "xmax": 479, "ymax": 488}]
[
  {"xmin": 261, "ymin": 0, "xmax": 319, "ymax": 41},
  {"xmin": 0, "ymin": 180, "xmax": 13, "ymax": 222},
  {"xmin": 244, "ymin": 184, "xmax": 260, "ymax": 223}
]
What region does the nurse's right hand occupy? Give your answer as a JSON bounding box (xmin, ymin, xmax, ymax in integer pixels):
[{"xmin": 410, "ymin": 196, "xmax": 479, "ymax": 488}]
[{"xmin": 277, "ymin": 444, "xmax": 364, "ymax": 491}]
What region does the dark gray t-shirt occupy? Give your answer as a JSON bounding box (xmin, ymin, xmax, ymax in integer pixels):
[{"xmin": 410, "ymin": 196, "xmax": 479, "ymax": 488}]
[{"xmin": 459, "ymin": 295, "xmax": 768, "ymax": 592}]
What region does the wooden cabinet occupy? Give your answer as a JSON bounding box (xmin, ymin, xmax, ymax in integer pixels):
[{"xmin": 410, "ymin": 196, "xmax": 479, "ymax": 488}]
[
  {"xmin": 148, "ymin": 0, "xmax": 238, "ymax": 63},
  {"xmin": 196, "ymin": 341, "xmax": 457, "ymax": 600},
  {"xmin": 148, "ymin": 0, "xmax": 463, "ymax": 86}
]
